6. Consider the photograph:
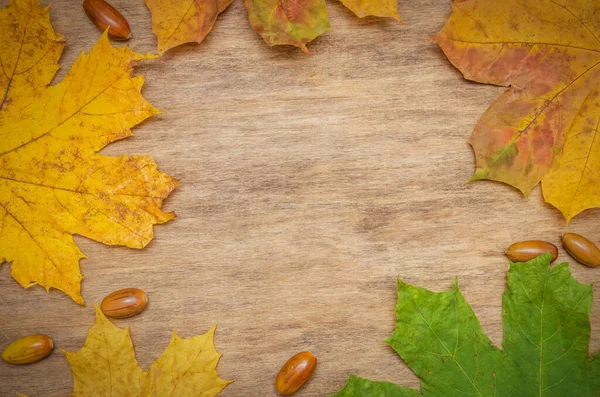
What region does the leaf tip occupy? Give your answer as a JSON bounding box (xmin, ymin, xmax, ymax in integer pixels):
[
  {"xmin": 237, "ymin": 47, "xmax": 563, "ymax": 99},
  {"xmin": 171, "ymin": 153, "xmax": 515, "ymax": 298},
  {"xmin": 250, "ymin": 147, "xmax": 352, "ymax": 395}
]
[
  {"xmin": 519, "ymin": 185, "xmax": 532, "ymax": 199},
  {"xmin": 429, "ymin": 32, "xmax": 443, "ymax": 44},
  {"xmin": 70, "ymin": 289, "xmax": 85, "ymax": 306},
  {"xmin": 93, "ymin": 303, "xmax": 106, "ymax": 318},
  {"xmin": 469, "ymin": 168, "xmax": 486, "ymax": 183},
  {"xmin": 391, "ymin": 12, "xmax": 402, "ymax": 23},
  {"xmin": 100, "ymin": 27, "xmax": 111, "ymax": 42}
]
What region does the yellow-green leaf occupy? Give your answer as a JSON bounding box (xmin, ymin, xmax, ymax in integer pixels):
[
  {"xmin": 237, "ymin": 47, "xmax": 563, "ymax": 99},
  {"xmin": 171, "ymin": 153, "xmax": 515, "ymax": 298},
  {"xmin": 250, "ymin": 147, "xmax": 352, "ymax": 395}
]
[{"xmin": 244, "ymin": 0, "xmax": 331, "ymax": 54}]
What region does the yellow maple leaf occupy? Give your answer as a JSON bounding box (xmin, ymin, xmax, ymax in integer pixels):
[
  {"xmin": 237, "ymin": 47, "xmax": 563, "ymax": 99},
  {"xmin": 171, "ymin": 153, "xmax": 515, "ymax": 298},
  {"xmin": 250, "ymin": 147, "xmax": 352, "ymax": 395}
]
[
  {"xmin": 0, "ymin": 0, "xmax": 64, "ymax": 113},
  {"xmin": 433, "ymin": 0, "xmax": 600, "ymax": 223},
  {"xmin": 60, "ymin": 305, "xmax": 231, "ymax": 397},
  {"xmin": 145, "ymin": 0, "xmax": 233, "ymax": 55},
  {"xmin": 0, "ymin": 0, "xmax": 177, "ymax": 304}
]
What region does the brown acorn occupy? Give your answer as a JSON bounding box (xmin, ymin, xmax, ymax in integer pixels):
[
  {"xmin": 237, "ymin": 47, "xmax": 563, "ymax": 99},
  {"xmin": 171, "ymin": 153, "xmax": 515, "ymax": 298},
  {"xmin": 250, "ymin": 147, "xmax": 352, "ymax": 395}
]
[
  {"xmin": 101, "ymin": 288, "xmax": 148, "ymax": 318},
  {"xmin": 276, "ymin": 351, "xmax": 317, "ymax": 395},
  {"xmin": 2, "ymin": 334, "xmax": 54, "ymax": 365},
  {"xmin": 563, "ymin": 233, "xmax": 600, "ymax": 267},
  {"xmin": 83, "ymin": 0, "xmax": 131, "ymax": 41},
  {"xmin": 505, "ymin": 240, "xmax": 558, "ymax": 263}
]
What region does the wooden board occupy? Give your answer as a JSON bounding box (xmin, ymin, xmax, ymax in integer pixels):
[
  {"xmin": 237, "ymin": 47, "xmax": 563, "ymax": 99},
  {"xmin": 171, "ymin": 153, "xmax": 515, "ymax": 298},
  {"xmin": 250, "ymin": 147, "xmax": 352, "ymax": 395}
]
[{"xmin": 2, "ymin": 0, "xmax": 600, "ymax": 395}]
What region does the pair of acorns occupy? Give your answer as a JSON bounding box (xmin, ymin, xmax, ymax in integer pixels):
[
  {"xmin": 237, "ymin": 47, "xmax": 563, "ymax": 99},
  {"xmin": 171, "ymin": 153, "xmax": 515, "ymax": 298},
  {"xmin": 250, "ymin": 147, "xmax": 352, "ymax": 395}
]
[{"xmin": 506, "ymin": 233, "xmax": 600, "ymax": 267}]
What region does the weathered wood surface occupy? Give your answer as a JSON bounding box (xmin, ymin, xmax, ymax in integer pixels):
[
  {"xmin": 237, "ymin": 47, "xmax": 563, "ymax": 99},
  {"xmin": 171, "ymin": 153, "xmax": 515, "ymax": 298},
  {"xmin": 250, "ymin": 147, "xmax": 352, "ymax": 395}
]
[{"xmin": 2, "ymin": 0, "xmax": 600, "ymax": 395}]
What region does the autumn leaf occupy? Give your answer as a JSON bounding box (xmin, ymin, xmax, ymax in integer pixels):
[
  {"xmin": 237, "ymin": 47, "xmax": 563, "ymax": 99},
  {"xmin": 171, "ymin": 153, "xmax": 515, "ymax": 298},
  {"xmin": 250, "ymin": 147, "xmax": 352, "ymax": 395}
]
[
  {"xmin": 331, "ymin": 254, "xmax": 599, "ymax": 396},
  {"xmin": 0, "ymin": 0, "xmax": 177, "ymax": 304},
  {"xmin": 144, "ymin": 0, "xmax": 233, "ymax": 55},
  {"xmin": 60, "ymin": 305, "xmax": 231, "ymax": 397},
  {"xmin": 432, "ymin": 0, "xmax": 600, "ymax": 223},
  {"xmin": 338, "ymin": 0, "xmax": 400, "ymax": 22},
  {"xmin": 145, "ymin": 0, "xmax": 400, "ymax": 55},
  {"xmin": 244, "ymin": 0, "xmax": 331, "ymax": 54},
  {"xmin": 0, "ymin": 0, "xmax": 63, "ymax": 114}
]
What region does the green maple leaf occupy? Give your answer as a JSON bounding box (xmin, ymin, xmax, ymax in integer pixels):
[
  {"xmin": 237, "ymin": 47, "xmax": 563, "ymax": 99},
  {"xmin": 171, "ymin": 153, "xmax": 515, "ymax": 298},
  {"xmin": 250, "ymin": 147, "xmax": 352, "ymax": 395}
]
[{"xmin": 331, "ymin": 254, "xmax": 600, "ymax": 396}]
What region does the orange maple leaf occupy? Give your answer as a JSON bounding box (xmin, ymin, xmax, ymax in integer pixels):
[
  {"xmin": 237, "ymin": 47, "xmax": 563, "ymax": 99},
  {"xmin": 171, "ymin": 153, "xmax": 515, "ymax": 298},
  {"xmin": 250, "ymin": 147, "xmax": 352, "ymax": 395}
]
[
  {"xmin": 0, "ymin": 0, "xmax": 177, "ymax": 304},
  {"xmin": 145, "ymin": 0, "xmax": 233, "ymax": 55},
  {"xmin": 433, "ymin": 0, "xmax": 600, "ymax": 222}
]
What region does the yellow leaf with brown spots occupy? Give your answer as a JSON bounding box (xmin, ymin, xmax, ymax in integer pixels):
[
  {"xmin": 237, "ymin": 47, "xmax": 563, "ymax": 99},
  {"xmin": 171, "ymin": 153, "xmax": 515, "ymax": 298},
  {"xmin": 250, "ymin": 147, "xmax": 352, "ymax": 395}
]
[
  {"xmin": 61, "ymin": 306, "xmax": 231, "ymax": 397},
  {"xmin": 433, "ymin": 0, "xmax": 600, "ymax": 222},
  {"xmin": 0, "ymin": 0, "xmax": 63, "ymax": 114},
  {"xmin": 145, "ymin": 0, "xmax": 232, "ymax": 55},
  {"xmin": 0, "ymin": 0, "xmax": 177, "ymax": 304}
]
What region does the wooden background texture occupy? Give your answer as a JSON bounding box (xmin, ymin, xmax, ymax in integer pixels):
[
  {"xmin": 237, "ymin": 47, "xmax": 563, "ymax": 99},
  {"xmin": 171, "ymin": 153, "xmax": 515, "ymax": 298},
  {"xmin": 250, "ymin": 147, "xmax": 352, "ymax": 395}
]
[{"xmin": 1, "ymin": 0, "xmax": 600, "ymax": 396}]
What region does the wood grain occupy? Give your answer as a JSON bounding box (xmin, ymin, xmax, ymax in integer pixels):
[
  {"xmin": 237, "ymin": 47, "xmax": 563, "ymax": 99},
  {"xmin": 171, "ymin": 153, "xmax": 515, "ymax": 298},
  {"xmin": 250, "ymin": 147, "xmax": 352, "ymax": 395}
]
[{"xmin": 2, "ymin": 0, "xmax": 600, "ymax": 396}]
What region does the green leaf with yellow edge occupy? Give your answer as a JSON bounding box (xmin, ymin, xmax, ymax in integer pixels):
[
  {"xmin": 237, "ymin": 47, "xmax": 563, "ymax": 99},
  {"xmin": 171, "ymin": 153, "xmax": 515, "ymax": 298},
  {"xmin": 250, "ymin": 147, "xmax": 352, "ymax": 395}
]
[
  {"xmin": 331, "ymin": 254, "xmax": 599, "ymax": 396},
  {"xmin": 244, "ymin": 0, "xmax": 331, "ymax": 54},
  {"xmin": 60, "ymin": 305, "xmax": 231, "ymax": 397},
  {"xmin": 0, "ymin": 0, "xmax": 177, "ymax": 304},
  {"xmin": 432, "ymin": 0, "xmax": 600, "ymax": 222}
]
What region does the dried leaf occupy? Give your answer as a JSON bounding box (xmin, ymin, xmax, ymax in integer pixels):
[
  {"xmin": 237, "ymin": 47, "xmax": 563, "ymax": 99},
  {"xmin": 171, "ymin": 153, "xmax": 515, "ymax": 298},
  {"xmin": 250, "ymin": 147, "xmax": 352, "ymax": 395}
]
[
  {"xmin": 145, "ymin": 0, "xmax": 401, "ymax": 54},
  {"xmin": 145, "ymin": 0, "xmax": 232, "ymax": 55},
  {"xmin": 331, "ymin": 254, "xmax": 598, "ymax": 396},
  {"xmin": 339, "ymin": 0, "xmax": 401, "ymax": 21},
  {"xmin": 0, "ymin": 0, "xmax": 177, "ymax": 304},
  {"xmin": 244, "ymin": 0, "xmax": 331, "ymax": 54},
  {"xmin": 433, "ymin": 0, "xmax": 600, "ymax": 222},
  {"xmin": 62, "ymin": 306, "xmax": 231, "ymax": 397}
]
